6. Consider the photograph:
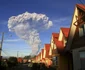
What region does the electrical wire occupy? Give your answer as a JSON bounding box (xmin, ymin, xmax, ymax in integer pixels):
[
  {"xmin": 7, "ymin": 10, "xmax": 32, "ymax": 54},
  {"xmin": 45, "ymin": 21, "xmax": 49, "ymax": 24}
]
[
  {"xmin": 2, "ymin": 50, "xmax": 10, "ymax": 56},
  {"xmin": 79, "ymin": 0, "xmax": 85, "ymax": 5},
  {"xmin": 82, "ymin": 0, "xmax": 85, "ymax": 4}
]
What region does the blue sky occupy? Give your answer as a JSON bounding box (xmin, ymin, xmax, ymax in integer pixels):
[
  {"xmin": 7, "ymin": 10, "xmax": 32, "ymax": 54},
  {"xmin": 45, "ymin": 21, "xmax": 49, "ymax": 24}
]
[{"xmin": 0, "ymin": 0, "xmax": 81, "ymax": 57}]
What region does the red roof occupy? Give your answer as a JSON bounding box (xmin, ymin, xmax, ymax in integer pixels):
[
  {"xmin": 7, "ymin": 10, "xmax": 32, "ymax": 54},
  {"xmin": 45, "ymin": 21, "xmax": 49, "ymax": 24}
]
[
  {"xmin": 54, "ymin": 38, "xmax": 64, "ymax": 51},
  {"xmin": 52, "ymin": 33, "xmax": 59, "ymax": 41},
  {"xmin": 45, "ymin": 44, "xmax": 50, "ymax": 50},
  {"xmin": 52, "ymin": 33, "xmax": 59, "ymax": 37},
  {"xmin": 52, "ymin": 28, "xmax": 70, "ymax": 52},
  {"xmin": 61, "ymin": 28, "xmax": 70, "ymax": 38},
  {"xmin": 76, "ymin": 4, "xmax": 85, "ymax": 12},
  {"xmin": 45, "ymin": 44, "xmax": 50, "ymax": 58}
]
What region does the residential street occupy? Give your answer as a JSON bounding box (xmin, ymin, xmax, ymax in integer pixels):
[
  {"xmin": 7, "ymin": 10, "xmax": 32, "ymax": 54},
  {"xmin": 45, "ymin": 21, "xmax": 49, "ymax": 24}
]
[
  {"xmin": 8, "ymin": 63, "xmax": 31, "ymax": 70},
  {"xmin": 0, "ymin": 0, "xmax": 85, "ymax": 70}
]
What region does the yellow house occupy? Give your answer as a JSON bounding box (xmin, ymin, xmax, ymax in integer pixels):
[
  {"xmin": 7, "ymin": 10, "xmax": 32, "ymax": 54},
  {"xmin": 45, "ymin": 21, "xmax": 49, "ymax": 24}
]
[
  {"xmin": 35, "ymin": 4, "xmax": 85, "ymax": 70},
  {"xmin": 49, "ymin": 27, "xmax": 73, "ymax": 70},
  {"xmin": 65, "ymin": 4, "xmax": 85, "ymax": 70}
]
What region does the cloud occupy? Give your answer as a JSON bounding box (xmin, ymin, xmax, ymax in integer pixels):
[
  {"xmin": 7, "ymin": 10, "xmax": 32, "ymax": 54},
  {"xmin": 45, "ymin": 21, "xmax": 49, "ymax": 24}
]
[
  {"xmin": 8, "ymin": 12, "xmax": 53, "ymax": 55},
  {"xmin": 4, "ymin": 39, "xmax": 21, "ymax": 42}
]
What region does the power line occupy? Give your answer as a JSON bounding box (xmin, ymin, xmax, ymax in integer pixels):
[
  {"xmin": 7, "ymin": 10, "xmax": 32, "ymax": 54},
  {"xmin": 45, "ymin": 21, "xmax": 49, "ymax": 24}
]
[
  {"xmin": 2, "ymin": 51, "xmax": 8, "ymax": 56},
  {"xmin": 0, "ymin": 32, "xmax": 13, "ymax": 57},
  {"xmin": 82, "ymin": 0, "xmax": 85, "ymax": 4},
  {"xmin": 2, "ymin": 50, "xmax": 10, "ymax": 56},
  {"xmin": 79, "ymin": 0, "xmax": 85, "ymax": 5}
]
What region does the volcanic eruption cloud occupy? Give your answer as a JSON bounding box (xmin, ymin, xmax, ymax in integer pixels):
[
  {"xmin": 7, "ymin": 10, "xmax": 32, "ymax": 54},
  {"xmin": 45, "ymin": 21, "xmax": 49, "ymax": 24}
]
[{"xmin": 8, "ymin": 12, "xmax": 53, "ymax": 55}]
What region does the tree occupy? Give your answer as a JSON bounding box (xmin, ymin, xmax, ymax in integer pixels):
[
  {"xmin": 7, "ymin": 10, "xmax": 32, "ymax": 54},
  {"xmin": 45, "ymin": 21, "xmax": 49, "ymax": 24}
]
[
  {"xmin": 24, "ymin": 55, "xmax": 36, "ymax": 59},
  {"xmin": 24, "ymin": 55, "xmax": 31, "ymax": 59},
  {"xmin": 8, "ymin": 57, "xmax": 18, "ymax": 67}
]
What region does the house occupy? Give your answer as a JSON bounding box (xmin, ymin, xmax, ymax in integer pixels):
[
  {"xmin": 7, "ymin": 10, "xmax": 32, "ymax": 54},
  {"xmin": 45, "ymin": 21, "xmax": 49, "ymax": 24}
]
[
  {"xmin": 31, "ymin": 57, "xmax": 36, "ymax": 63},
  {"xmin": 49, "ymin": 33, "xmax": 59, "ymax": 57},
  {"xmin": 41, "ymin": 49, "xmax": 44, "ymax": 59},
  {"xmin": 35, "ymin": 56, "xmax": 38, "ymax": 62},
  {"xmin": 42, "ymin": 44, "xmax": 52, "ymax": 66},
  {"xmin": 65, "ymin": 4, "xmax": 85, "ymax": 70},
  {"xmin": 32, "ymin": 4, "xmax": 85, "ymax": 70},
  {"xmin": 44, "ymin": 44, "xmax": 50, "ymax": 58},
  {"xmin": 49, "ymin": 27, "xmax": 73, "ymax": 70},
  {"xmin": 49, "ymin": 33, "xmax": 59, "ymax": 68},
  {"xmin": 56, "ymin": 28, "xmax": 72, "ymax": 70},
  {"xmin": 17, "ymin": 57, "xmax": 23, "ymax": 63},
  {"xmin": 23, "ymin": 58, "xmax": 28, "ymax": 63},
  {"xmin": 37, "ymin": 52, "xmax": 41, "ymax": 63}
]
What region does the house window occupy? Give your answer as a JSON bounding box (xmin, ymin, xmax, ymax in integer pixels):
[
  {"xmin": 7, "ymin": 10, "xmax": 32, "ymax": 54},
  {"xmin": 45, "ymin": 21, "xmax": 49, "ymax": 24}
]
[
  {"xmin": 79, "ymin": 27, "xmax": 84, "ymax": 37},
  {"xmin": 79, "ymin": 51, "xmax": 85, "ymax": 70},
  {"xmin": 52, "ymin": 57, "xmax": 58, "ymax": 66},
  {"xmin": 79, "ymin": 24, "xmax": 85, "ymax": 37},
  {"xmin": 56, "ymin": 57, "xmax": 58, "ymax": 65}
]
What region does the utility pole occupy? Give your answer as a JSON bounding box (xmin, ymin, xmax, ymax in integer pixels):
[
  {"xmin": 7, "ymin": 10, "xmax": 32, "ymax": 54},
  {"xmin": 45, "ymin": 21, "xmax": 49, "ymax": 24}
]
[{"xmin": 0, "ymin": 32, "xmax": 4, "ymax": 60}]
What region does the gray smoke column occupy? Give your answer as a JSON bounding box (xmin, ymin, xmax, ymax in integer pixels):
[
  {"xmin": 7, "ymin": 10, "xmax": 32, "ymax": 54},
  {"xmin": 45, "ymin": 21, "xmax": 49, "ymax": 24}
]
[{"xmin": 8, "ymin": 12, "xmax": 53, "ymax": 55}]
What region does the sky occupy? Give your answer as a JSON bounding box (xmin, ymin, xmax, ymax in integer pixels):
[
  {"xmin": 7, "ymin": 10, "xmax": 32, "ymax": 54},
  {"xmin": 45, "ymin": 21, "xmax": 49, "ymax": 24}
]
[{"xmin": 0, "ymin": 0, "xmax": 82, "ymax": 57}]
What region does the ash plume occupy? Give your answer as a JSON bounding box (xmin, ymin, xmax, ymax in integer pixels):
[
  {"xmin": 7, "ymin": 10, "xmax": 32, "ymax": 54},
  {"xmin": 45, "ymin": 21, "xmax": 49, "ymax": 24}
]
[{"xmin": 8, "ymin": 12, "xmax": 53, "ymax": 55}]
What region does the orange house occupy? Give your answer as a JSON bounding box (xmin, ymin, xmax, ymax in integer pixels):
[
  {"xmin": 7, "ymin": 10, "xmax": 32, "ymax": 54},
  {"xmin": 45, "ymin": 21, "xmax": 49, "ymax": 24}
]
[{"xmin": 17, "ymin": 57, "xmax": 23, "ymax": 63}]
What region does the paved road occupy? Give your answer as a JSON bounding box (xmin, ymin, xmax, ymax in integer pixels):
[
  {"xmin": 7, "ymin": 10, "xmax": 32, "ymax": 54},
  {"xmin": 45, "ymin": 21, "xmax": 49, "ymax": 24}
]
[
  {"xmin": 8, "ymin": 63, "xmax": 31, "ymax": 70},
  {"xmin": 21, "ymin": 64, "xmax": 31, "ymax": 70}
]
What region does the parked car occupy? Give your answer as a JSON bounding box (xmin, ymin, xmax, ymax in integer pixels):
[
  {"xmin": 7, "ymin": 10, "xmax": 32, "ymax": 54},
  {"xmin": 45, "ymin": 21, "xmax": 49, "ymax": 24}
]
[{"xmin": 28, "ymin": 62, "xmax": 33, "ymax": 67}]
